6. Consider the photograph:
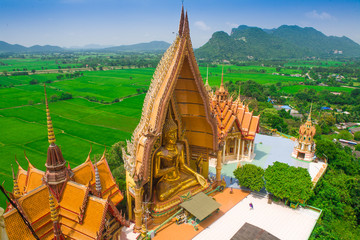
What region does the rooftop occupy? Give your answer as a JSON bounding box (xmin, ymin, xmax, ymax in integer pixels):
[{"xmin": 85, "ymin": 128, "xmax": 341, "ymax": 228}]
[
  {"xmin": 209, "ymin": 134, "xmax": 327, "ymax": 185},
  {"xmin": 194, "ymin": 193, "xmax": 321, "ymax": 240}
]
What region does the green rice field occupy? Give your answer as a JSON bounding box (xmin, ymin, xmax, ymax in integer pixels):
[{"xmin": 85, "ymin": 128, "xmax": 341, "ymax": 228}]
[
  {"xmin": 280, "ymin": 85, "xmax": 353, "ymax": 94},
  {"xmin": 0, "ymin": 58, "xmax": 82, "ymax": 71},
  {"xmin": 0, "ymin": 64, "xmax": 354, "ymax": 207}
]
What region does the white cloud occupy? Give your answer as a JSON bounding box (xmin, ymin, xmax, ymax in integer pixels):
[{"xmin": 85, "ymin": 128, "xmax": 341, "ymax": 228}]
[
  {"xmin": 306, "ymin": 10, "xmax": 333, "ymax": 20},
  {"xmin": 195, "ymin": 21, "xmax": 211, "ymax": 31},
  {"xmin": 226, "ymin": 22, "xmax": 238, "ymax": 28}
]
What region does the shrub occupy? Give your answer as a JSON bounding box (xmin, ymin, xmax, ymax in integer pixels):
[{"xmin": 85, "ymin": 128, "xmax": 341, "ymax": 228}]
[
  {"xmin": 354, "ymin": 132, "xmax": 360, "ymax": 141},
  {"xmin": 233, "ymin": 164, "xmax": 264, "ymax": 191},
  {"xmin": 29, "ymin": 79, "xmax": 39, "ymax": 85},
  {"xmin": 338, "ymin": 130, "xmax": 353, "ymax": 141},
  {"xmin": 265, "ymin": 162, "xmax": 313, "ymax": 202}
]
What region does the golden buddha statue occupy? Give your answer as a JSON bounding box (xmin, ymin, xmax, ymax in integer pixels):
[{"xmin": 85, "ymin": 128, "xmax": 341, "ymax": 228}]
[{"xmin": 154, "ymin": 113, "xmax": 207, "ymax": 201}]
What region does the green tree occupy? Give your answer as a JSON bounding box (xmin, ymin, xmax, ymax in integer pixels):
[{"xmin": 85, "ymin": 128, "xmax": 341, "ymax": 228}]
[
  {"xmin": 50, "ymin": 94, "xmax": 58, "ymax": 102},
  {"xmin": 29, "ymin": 79, "xmax": 39, "ymax": 85},
  {"xmin": 355, "ymin": 144, "xmax": 360, "ymax": 151},
  {"xmin": 354, "ymin": 132, "xmax": 360, "ymax": 141},
  {"xmin": 265, "ymin": 162, "xmax": 313, "ymax": 202},
  {"xmin": 233, "ymin": 164, "xmax": 264, "ymax": 191},
  {"xmin": 338, "ymin": 130, "xmax": 353, "ymax": 141}
]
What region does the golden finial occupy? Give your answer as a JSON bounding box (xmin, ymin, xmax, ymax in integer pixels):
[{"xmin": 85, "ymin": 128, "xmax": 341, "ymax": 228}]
[
  {"xmin": 49, "ymin": 192, "xmax": 59, "ymax": 222},
  {"xmin": 206, "ymin": 65, "xmax": 209, "ymax": 85},
  {"xmin": 163, "ymin": 108, "xmax": 178, "ymax": 134},
  {"xmin": 24, "ymin": 149, "xmax": 34, "ymax": 169},
  {"xmin": 219, "ymin": 66, "xmax": 225, "ymax": 92},
  {"xmin": 307, "ymin": 103, "xmax": 312, "ymax": 122},
  {"xmin": 14, "ymin": 155, "xmax": 24, "ymax": 171},
  {"xmin": 178, "ymin": 4, "xmax": 185, "ymax": 36},
  {"xmin": 11, "ymin": 164, "xmax": 21, "ymax": 198},
  {"xmin": 44, "ymin": 84, "xmax": 56, "ymax": 144},
  {"xmin": 85, "ymin": 145, "xmax": 92, "ymax": 163}
]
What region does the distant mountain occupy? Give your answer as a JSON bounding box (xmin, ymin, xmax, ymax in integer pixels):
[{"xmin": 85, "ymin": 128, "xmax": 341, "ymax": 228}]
[
  {"xmin": 0, "ymin": 41, "xmax": 63, "ymax": 53},
  {"xmin": 0, "ymin": 40, "xmax": 171, "ymax": 53},
  {"xmin": 103, "ymin": 41, "xmax": 171, "ymax": 52},
  {"xmin": 195, "ymin": 25, "xmax": 360, "ymax": 60},
  {"xmin": 67, "ymin": 44, "xmax": 115, "ymax": 50}
]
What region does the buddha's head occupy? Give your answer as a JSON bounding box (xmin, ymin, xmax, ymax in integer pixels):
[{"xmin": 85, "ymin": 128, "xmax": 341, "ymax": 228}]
[{"xmin": 163, "ymin": 113, "xmax": 178, "ymax": 145}]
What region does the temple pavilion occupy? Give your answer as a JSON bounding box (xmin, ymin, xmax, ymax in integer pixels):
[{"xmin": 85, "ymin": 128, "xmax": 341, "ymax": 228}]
[
  {"xmin": 122, "ymin": 6, "xmax": 224, "ymax": 232},
  {"xmin": 292, "ymin": 106, "xmax": 316, "ymax": 161},
  {"xmin": 207, "ymin": 69, "xmax": 260, "ymax": 163},
  {"xmin": 3, "ymin": 86, "xmax": 129, "ymax": 240}
]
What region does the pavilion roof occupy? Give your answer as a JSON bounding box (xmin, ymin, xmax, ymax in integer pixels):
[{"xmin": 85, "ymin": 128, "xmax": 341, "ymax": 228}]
[
  {"xmin": 209, "ymin": 89, "xmax": 260, "ymax": 142},
  {"xmin": 180, "ymin": 192, "xmax": 221, "ymax": 221}
]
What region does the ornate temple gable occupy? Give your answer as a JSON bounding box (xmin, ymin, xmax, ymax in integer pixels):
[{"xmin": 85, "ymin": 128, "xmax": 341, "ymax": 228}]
[{"xmin": 124, "ymin": 8, "xmax": 218, "ymax": 184}]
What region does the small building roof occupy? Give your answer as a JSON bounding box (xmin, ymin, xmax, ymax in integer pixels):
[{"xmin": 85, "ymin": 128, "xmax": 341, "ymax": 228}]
[
  {"xmin": 280, "ymin": 105, "xmax": 292, "ymax": 110},
  {"xmin": 180, "ymin": 192, "xmax": 221, "ymax": 221}
]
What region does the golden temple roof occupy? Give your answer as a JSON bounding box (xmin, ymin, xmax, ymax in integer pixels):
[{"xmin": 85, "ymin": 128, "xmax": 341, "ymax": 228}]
[
  {"xmin": 123, "ymin": 7, "xmax": 218, "ymax": 184},
  {"xmin": 210, "ymin": 78, "xmax": 260, "ymax": 142},
  {"xmin": 4, "ymin": 89, "xmax": 127, "ymax": 239}
]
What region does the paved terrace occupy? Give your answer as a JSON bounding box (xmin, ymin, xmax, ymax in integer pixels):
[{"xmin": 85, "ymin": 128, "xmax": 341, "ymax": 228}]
[
  {"xmin": 194, "ymin": 193, "xmax": 321, "ymax": 240},
  {"xmin": 209, "ymin": 134, "xmax": 327, "ymax": 186},
  {"xmin": 121, "ymin": 190, "xmax": 321, "ymax": 240}
]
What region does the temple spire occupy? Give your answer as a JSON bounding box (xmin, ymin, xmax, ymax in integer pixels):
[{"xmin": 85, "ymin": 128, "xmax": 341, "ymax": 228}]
[
  {"xmin": 219, "ymin": 66, "xmax": 225, "ymax": 92},
  {"xmin": 11, "ymin": 164, "xmax": 21, "ymax": 199},
  {"xmin": 49, "ymin": 193, "xmax": 64, "ymax": 240},
  {"xmin": 178, "ymin": 4, "xmax": 184, "ymax": 36},
  {"xmin": 44, "ymin": 84, "xmax": 56, "ymax": 145},
  {"xmin": 205, "ymin": 65, "xmax": 211, "ymax": 93},
  {"xmin": 307, "ymin": 103, "xmax": 312, "ymax": 122},
  {"xmin": 183, "ymin": 10, "xmax": 190, "ymax": 36},
  {"xmin": 206, "ymin": 65, "xmax": 209, "ymax": 85},
  {"xmin": 44, "ymin": 84, "xmax": 70, "ymax": 201}
]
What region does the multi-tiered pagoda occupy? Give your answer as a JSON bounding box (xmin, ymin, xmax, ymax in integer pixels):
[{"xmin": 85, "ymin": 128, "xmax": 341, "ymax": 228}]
[
  {"xmin": 292, "ymin": 106, "xmax": 316, "ymax": 161},
  {"xmin": 3, "ymin": 86, "xmax": 129, "ymax": 240},
  {"xmin": 207, "ymin": 69, "xmax": 260, "ymax": 163}
]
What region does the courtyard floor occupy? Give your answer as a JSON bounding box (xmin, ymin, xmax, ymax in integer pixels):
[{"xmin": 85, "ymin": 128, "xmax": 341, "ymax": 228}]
[
  {"xmin": 193, "ymin": 192, "xmax": 321, "ymax": 240},
  {"xmin": 209, "ymin": 134, "xmax": 327, "ymax": 187}
]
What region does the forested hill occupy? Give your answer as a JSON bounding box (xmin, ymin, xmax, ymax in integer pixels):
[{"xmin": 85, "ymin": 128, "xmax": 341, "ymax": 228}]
[
  {"xmin": 195, "ymin": 25, "xmax": 360, "ymax": 60},
  {"xmin": 0, "ymin": 40, "xmax": 170, "ymax": 53},
  {"xmin": 0, "ymin": 41, "xmax": 64, "ymax": 53}
]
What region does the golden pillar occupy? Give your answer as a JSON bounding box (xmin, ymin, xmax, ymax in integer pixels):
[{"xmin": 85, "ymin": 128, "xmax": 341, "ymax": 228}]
[
  {"xmin": 134, "ymin": 186, "xmax": 143, "ymax": 232},
  {"xmin": 216, "ymin": 149, "xmax": 222, "ymax": 182}
]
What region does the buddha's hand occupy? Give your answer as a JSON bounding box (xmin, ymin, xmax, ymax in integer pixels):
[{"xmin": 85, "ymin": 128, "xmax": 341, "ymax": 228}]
[{"xmin": 195, "ymin": 174, "xmax": 207, "ymax": 187}]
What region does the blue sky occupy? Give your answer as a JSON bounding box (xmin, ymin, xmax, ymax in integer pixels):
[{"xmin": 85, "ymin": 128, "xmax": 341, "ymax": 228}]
[{"xmin": 1, "ymin": 0, "xmax": 359, "ymax": 48}]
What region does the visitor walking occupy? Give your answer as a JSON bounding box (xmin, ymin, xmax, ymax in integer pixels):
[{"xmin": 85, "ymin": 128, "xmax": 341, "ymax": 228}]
[{"xmin": 249, "ymin": 203, "xmax": 254, "ymax": 209}]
